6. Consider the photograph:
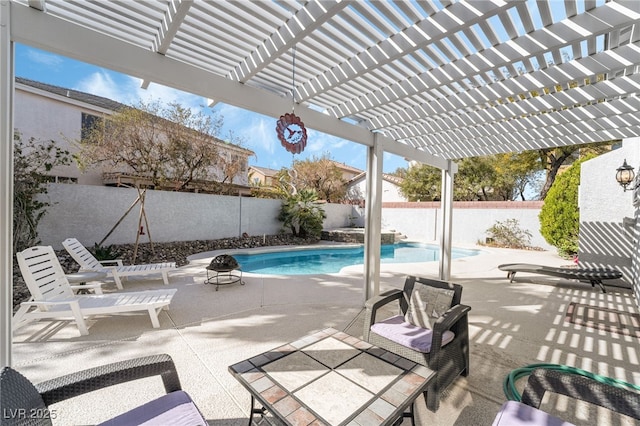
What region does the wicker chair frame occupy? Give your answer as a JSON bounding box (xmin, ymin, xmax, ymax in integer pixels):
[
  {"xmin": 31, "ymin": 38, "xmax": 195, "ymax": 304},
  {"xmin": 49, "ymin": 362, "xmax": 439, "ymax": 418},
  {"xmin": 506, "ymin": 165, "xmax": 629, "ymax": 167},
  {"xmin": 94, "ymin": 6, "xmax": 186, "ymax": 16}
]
[
  {"xmin": 0, "ymin": 354, "xmax": 183, "ymax": 426},
  {"xmin": 363, "ymin": 276, "xmax": 471, "ymax": 412},
  {"xmin": 522, "ymin": 368, "xmax": 640, "ymax": 420}
]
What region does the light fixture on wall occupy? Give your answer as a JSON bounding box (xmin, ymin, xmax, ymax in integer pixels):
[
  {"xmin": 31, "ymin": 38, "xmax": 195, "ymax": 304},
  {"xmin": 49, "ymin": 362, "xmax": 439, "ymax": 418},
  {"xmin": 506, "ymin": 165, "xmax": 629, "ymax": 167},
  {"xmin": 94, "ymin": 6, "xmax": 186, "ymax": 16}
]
[{"xmin": 616, "ymin": 159, "xmax": 639, "ymax": 191}]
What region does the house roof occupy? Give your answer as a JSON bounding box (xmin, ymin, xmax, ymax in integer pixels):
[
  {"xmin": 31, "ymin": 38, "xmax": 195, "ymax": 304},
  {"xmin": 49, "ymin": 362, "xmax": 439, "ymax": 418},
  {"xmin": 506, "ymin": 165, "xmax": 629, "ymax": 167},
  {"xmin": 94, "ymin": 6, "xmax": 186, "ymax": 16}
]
[
  {"xmin": 16, "ymin": 77, "xmax": 128, "ymax": 112},
  {"xmin": 249, "ymin": 166, "xmax": 280, "ymax": 177},
  {"xmin": 8, "ymin": 1, "xmax": 640, "ymax": 168},
  {"xmin": 347, "ymin": 172, "xmax": 404, "ymax": 186}
]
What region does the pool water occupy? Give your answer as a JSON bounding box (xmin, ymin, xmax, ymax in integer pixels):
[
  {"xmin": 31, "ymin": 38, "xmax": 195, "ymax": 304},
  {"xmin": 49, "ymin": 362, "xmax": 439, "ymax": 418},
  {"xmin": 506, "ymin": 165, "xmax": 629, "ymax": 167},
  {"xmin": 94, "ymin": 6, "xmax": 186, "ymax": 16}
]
[{"xmin": 232, "ymin": 242, "xmax": 479, "ymax": 275}]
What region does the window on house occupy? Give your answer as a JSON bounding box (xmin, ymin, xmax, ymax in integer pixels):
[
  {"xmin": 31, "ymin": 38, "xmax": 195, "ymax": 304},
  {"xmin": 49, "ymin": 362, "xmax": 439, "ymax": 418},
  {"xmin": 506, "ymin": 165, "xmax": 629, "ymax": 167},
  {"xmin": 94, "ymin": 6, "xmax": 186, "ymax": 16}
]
[{"xmin": 81, "ymin": 113, "xmax": 100, "ymax": 142}]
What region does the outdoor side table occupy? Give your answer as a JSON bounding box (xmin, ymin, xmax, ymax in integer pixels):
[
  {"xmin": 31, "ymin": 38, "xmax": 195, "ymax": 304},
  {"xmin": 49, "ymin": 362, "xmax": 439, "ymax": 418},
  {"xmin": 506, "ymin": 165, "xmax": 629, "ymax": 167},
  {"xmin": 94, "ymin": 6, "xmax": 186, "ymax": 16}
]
[
  {"xmin": 229, "ymin": 327, "xmax": 435, "ymax": 426},
  {"xmin": 66, "ymin": 271, "xmax": 108, "ymax": 294},
  {"xmin": 205, "ymin": 254, "xmax": 244, "ymax": 290}
]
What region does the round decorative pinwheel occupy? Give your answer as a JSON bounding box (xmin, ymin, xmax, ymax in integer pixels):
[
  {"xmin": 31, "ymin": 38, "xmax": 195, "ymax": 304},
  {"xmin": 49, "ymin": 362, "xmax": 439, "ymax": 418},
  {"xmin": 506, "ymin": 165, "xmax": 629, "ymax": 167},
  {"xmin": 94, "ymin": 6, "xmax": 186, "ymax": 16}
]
[{"xmin": 276, "ymin": 112, "xmax": 307, "ymax": 154}]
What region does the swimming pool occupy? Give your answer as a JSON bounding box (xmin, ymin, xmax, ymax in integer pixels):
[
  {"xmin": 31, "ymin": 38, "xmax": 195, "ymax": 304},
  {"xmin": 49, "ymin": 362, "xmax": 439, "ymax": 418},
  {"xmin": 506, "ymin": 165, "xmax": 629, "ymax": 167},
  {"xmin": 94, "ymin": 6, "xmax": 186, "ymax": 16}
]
[{"xmin": 231, "ymin": 242, "xmax": 480, "ymax": 275}]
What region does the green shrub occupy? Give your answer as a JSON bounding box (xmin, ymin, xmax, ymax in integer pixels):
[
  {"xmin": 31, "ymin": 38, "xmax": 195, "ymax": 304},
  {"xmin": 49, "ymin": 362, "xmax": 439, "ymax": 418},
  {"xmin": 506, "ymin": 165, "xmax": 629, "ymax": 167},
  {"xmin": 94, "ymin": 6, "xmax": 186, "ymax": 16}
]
[
  {"xmin": 91, "ymin": 243, "xmax": 119, "ymax": 261},
  {"xmin": 277, "ymin": 189, "xmax": 327, "ymax": 238},
  {"xmin": 13, "ymin": 133, "xmax": 71, "ymax": 252},
  {"xmin": 539, "ymin": 155, "xmax": 593, "ymax": 257},
  {"xmin": 485, "ymin": 218, "xmax": 532, "ymax": 249}
]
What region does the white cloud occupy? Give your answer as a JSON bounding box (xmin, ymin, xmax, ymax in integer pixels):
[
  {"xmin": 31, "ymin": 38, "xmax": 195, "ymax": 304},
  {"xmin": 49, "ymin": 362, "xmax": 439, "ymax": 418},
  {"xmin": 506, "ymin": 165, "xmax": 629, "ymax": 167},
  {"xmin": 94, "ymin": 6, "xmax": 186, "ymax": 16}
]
[
  {"xmin": 216, "ymin": 104, "xmax": 278, "ymax": 157},
  {"xmin": 75, "ymin": 72, "xmax": 131, "ymax": 103},
  {"xmin": 74, "ymin": 72, "xmax": 207, "ymax": 110},
  {"xmin": 25, "ymin": 49, "xmax": 63, "ymax": 69}
]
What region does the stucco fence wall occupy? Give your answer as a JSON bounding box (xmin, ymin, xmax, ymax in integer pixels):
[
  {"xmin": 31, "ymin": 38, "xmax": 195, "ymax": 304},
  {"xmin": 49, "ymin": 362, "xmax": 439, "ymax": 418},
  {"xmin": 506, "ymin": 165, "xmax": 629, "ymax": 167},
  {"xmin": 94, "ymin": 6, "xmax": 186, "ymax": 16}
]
[
  {"xmin": 579, "ymin": 138, "xmax": 639, "ymax": 305},
  {"xmin": 376, "ymin": 201, "xmax": 552, "ymax": 250},
  {"xmin": 36, "ymin": 184, "xmax": 355, "ymax": 249},
  {"xmin": 37, "ymin": 184, "xmax": 551, "ymax": 252}
]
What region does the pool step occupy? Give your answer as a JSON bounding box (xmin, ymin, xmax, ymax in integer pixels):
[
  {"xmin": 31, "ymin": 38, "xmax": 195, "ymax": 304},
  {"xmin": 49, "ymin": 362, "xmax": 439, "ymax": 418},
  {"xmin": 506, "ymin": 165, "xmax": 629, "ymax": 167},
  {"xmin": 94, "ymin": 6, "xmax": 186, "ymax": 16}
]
[{"xmin": 321, "ymin": 228, "xmax": 407, "ymax": 244}]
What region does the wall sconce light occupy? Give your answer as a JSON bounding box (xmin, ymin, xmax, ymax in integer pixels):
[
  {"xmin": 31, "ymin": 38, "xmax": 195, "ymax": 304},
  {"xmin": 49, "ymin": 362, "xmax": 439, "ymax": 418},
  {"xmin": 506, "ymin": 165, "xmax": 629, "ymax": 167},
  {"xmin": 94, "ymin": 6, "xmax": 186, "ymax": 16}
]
[{"xmin": 616, "ymin": 159, "xmax": 638, "ymax": 191}]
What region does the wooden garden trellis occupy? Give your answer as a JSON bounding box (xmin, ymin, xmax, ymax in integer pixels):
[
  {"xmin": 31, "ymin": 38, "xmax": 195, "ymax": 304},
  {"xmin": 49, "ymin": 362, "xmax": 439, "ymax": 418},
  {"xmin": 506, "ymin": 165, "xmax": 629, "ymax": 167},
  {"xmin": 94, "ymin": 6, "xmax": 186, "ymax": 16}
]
[{"xmin": 98, "ymin": 187, "xmax": 153, "ymax": 264}]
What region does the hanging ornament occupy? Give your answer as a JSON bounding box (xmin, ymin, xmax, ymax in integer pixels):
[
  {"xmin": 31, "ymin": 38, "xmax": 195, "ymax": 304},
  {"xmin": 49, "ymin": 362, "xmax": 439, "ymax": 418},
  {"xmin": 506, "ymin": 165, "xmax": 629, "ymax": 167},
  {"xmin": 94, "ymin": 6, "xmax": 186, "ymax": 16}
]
[
  {"xmin": 276, "ymin": 112, "xmax": 307, "ymax": 154},
  {"xmin": 276, "ymin": 46, "xmax": 307, "ymax": 155}
]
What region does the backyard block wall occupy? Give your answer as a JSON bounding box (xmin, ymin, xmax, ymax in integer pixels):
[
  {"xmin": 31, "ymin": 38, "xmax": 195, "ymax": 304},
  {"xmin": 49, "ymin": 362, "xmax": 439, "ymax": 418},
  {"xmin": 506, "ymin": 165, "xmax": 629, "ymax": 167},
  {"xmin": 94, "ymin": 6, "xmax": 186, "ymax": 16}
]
[
  {"xmin": 38, "ymin": 185, "xmax": 281, "ymax": 248},
  {"xmin": 37, "ymin": 184, "xmax": 551, "ymax": 251},
  {"xmin": 378, "ymin": 201, "xmax": 552, "ymax": 250}
]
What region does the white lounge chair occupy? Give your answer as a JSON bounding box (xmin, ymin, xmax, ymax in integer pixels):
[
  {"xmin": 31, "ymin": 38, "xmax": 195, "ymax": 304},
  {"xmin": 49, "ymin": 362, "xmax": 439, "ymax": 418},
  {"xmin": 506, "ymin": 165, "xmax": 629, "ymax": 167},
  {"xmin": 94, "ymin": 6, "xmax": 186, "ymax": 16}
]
[
  {"xmin": 15, "ymin": 246, "xmax": 177, "ymax": 336},
  {"xmin": 62, "ymin": 237, "xmax": 176, "ymax": 290}
]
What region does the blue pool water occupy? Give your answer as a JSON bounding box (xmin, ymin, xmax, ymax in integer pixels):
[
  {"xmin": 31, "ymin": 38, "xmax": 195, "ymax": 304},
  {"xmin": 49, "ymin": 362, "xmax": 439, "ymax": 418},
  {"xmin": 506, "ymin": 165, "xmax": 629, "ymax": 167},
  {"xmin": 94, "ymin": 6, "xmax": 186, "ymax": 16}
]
[{"xmin": 232, "ymin": 242, "xmax": 479, "ymax": 275}]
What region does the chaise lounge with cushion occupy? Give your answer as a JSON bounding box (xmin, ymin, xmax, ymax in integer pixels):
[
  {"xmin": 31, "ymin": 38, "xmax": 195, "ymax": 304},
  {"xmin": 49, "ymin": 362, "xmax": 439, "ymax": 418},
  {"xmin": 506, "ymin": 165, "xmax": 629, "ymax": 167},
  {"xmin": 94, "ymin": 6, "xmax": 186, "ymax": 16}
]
[
  {"xmin": 498, "ymin": 263, "xmax": 623, "ymax": 293},
  {"xmin": 363, "ymin": 275, "xmax": 471, "ymax": 412},
  {"xmin": 62, "ymin": 237, "xmax": 176, "ymax": 290}
]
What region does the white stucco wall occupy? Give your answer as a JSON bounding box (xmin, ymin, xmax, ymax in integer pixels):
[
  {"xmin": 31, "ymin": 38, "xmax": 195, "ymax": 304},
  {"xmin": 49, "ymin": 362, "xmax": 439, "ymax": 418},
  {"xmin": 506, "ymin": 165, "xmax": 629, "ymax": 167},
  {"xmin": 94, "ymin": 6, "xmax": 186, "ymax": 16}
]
[
  {"xmin": 37, "ymin": 184, "xmax": 354, "ymax": 249},
  {"xmin": 579, "ymin": 138, "xmax": 639, "ymax": 302},
  {"xmin": 38, "ymin": 185, "xmax": 553, "ymax": 253},
  {"xmin": 381, "ymin": 202, "xmax": 551, "ymax": 249},
  {"xmin": 14, "ymin": 88, "xmax": 107, "ymax": 185},
  {"xmin": 348, "ymin": 178, "xmax": 406, "ymax": 203}
]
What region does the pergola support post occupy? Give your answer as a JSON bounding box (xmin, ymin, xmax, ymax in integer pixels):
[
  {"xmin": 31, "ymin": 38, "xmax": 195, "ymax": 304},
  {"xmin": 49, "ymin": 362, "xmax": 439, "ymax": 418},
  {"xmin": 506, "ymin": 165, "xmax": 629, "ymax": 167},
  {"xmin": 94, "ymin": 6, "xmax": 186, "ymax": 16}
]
[
  {"xmin": 0, "ymin": 0, "xmax": 14, "ymax": 368},
  {"xmin": 363, "ymin": 134, "xmax": 383, "ymax": 303},
  {"xmin": 439, "ymin": 160, "xmax": 455, "ymax": 281}
]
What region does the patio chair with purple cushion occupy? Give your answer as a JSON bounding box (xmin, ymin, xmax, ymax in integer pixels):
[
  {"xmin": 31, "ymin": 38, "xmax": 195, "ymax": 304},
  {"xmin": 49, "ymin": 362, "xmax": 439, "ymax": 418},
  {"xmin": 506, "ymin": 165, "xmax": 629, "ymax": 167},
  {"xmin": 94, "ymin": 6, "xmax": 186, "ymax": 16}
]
[
  {"xmin": 493, "ymin": 368, "xmax": 640, "ymax": 425},
  {"xmin": 0, "ymin": 354, "xmax": 207, "ymax": 426},
  {"xmin": 363, "ymin": 275, "xmax": 471, "ymax": 412}
]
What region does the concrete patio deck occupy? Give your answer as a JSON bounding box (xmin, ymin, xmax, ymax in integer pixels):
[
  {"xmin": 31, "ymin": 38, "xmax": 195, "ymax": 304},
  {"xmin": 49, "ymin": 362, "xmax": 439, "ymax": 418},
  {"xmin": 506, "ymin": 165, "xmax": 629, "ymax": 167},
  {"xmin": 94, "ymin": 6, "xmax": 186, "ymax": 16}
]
[{"xmin": 11, "ymin": 244, "xmax": 639, "ymax": 425}]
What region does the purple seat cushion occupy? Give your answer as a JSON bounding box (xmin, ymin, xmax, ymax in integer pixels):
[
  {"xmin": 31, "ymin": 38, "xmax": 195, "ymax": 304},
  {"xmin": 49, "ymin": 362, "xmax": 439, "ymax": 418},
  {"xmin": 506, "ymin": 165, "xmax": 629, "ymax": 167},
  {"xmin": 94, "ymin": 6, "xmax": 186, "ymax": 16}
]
[
  {"xmin": 492, "ymin": 401, "xmax": 574, "ymax": 426},
  {"xmin": 370, "ymin": 315, "xmax": 455, "ymax": 353},
  {"xmin": 98, "ymin": 390, "xmax": 207, "ymax": 426}
]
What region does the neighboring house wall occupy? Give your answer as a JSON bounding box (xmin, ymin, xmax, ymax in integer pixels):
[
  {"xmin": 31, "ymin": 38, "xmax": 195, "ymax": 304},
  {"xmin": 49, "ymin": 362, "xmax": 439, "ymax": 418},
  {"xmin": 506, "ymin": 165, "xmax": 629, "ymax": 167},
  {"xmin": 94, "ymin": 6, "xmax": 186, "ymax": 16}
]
[
  {"xmin": 347, "ymin": 175, "xmax": 407, "ymax": 204},
  {"xmin": 579, "ymin": 137, "xmax": 639, "ymax": 304},
  {"xmin": 14, "ymin": 84, "xmax": 109, "ymax": 185},
  {"xmin": 248, "ymin": 166, "xmax": 279, "ymax": 186},
  {"xmin": 14, "ymin": 79, "xmax": 252, "ymax": 188}
]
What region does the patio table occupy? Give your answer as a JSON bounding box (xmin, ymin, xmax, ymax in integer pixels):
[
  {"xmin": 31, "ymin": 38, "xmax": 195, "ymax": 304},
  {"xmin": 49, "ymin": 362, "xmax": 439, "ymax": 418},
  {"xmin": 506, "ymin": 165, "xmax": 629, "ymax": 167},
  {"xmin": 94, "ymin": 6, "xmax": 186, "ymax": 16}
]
[
  {"xmin": 66, "ymin": 270, "xmax": 108, "ymax": 294},
  {"xmin": 229, "ymin": 327, "xmax": 435, "ymax": 425}
]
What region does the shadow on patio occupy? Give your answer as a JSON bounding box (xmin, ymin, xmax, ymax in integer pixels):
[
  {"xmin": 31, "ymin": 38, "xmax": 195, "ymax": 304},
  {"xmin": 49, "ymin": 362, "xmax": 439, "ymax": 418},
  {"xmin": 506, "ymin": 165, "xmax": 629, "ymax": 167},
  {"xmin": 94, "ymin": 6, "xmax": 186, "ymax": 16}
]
[{"xmin": 10, "ymin": 247, "xmax": 639, "ymax": 425}]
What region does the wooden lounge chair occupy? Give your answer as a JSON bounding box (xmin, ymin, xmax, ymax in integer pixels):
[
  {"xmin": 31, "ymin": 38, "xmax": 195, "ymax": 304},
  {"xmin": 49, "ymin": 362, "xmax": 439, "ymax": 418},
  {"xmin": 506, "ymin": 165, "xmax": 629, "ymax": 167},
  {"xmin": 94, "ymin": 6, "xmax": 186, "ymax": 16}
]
[
  {"xmin": 62, "ymin": 237, "xmax": 176, "ymax": 289},
  {"xmin": 498, "ymin": 263, "xmax": 623, "ymax": 293},
  {"xmin": 14, "ymin": 246, "xmax": 176, "ymax": 336}
]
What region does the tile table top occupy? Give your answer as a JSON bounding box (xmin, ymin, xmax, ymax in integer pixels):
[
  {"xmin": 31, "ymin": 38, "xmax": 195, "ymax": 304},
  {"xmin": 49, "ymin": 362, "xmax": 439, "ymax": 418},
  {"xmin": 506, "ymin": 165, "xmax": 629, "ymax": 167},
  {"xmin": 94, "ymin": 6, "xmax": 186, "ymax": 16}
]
[{"xmin": 229, "ymin": 328, "xmax": 434, "ymax": 426}]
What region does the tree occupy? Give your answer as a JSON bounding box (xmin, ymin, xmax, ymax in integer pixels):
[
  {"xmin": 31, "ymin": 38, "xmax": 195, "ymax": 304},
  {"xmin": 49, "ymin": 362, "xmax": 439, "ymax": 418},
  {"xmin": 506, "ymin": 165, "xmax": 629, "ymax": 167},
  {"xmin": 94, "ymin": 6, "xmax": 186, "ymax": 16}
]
[
  {"xmin": 398, "ymin": 163, "xmax": 441, "ymax": 201},
  {"xmin": 282, "ymin": 154, "xmax": 348, "ymax": 202},
  {"xmin": 492, "ymin": 151, "xmax": 543, "ymax": 200},
  {"xmin": 75, "ymin": 100, "xmax": 246, "ymax": 193},
  {"xmin": 13, "ymin": 132, "xmax": 72, "ymax": 252},
  {"xmin": 539, "ymin": 155, "xmax": 594, "ymax": 257},
  {"xmin": 399, "ymin": 152, "xmax": 542, "ymax": 202},
  {"xmin": 455, "ymin": 157, "xmax": 497, "ymax": 201},
  {"xmin": 277, "ymin": 189, "xmax": 327, "ymax": 238},
  {"xmin": 537, "ymin": 142, "xmax": 614, "ymax": 199}
]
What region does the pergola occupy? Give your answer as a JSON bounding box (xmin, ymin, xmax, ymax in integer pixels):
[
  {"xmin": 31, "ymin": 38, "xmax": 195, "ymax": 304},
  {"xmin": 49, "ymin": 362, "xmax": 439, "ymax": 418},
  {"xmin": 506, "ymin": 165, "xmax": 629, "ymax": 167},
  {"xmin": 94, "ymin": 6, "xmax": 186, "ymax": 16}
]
[{"xmin": 1, "ymin": 0, "xmax": 639, "ymax": 366}]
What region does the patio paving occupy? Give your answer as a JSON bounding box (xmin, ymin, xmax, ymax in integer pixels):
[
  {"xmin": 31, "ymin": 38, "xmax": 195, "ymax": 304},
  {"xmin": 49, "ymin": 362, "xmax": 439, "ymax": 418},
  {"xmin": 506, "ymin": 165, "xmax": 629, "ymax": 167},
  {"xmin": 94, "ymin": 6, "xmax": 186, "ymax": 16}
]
[{"xmin": 11, "ymin": 244, "xmax": 639, "ymax": 425}]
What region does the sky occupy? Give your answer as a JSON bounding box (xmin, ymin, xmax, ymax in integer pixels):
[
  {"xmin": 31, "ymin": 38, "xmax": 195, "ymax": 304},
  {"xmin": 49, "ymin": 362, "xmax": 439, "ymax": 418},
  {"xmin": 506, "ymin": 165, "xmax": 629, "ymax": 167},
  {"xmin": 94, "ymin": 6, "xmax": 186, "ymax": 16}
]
[{"xmin": 15, "ymin": 43, "xmax": 409, "ymax": 174}]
